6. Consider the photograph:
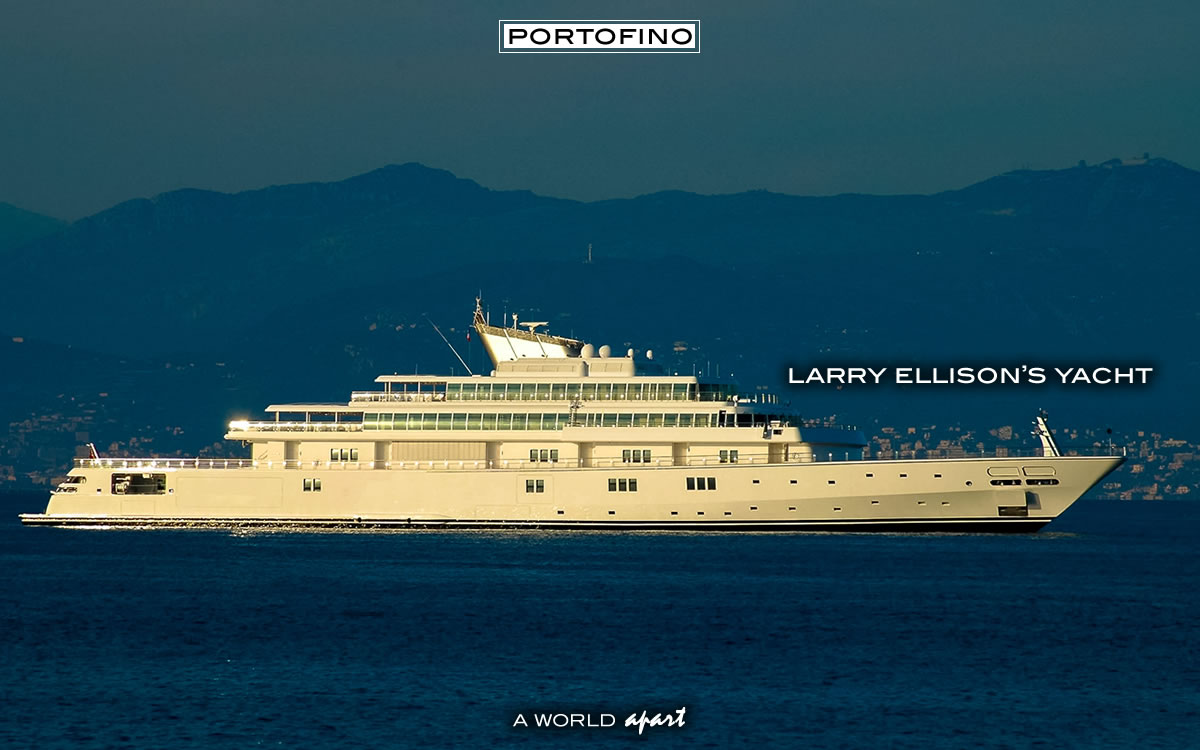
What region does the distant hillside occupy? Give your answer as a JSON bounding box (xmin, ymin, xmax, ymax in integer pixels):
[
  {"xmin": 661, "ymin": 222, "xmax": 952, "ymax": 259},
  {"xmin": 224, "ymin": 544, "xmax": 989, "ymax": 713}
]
[
  {"xmin": 0, "ymin": 202, "xmax": 64, "ymax": 253},
  {"xmin": 1, "ymin": 158, "xmax": 1197, "ymax": 438}
]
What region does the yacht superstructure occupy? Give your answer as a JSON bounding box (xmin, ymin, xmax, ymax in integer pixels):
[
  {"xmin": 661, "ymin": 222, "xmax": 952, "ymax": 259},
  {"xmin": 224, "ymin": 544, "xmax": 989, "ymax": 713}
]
[{"xmin": 22, "ymin": 302, "xmax": 1124, "ymax": 531}]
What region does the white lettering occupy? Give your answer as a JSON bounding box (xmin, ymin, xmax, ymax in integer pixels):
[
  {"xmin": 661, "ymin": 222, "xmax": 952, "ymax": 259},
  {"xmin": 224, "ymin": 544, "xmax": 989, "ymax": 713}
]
[{"xmin": 625, "ymin": 707, "xmax": 687, "ymax": 735}]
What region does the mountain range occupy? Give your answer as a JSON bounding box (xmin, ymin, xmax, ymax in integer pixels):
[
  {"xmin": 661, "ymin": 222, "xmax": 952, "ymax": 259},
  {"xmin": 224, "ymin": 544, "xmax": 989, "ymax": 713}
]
[{"xmin": 1, "ymin": 156, "xmax": 1197, "ymax": 480}]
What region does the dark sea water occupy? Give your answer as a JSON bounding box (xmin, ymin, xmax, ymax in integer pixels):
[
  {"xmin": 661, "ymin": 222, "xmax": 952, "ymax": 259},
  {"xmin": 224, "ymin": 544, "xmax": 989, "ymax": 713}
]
[{"xmin": 3, "ymin": 493, "xmax": 1198, "ymax": 749}]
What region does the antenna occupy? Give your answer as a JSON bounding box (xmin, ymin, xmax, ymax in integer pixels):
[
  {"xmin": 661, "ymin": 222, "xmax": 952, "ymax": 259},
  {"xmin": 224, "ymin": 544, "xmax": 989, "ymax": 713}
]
[{"xmin": 425, "ymin": 316, "xmax": 472, "ymax": 375}]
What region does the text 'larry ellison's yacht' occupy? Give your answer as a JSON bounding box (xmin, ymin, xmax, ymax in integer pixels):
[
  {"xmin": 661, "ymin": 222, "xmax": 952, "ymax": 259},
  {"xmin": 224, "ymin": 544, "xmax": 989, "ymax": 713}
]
[{"xmin": 23, "ymin": 300, "xmax": 1124, "ymax": 531}]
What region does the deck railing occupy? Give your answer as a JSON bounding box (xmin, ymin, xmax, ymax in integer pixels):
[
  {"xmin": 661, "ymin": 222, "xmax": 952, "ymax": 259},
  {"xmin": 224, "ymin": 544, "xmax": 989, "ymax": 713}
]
[
  {"xmin": 72, "ymin": 446, "xmax": 1121, "ymax": 472},
  {"xmin": 350, "ymin": 392, "xmax": 443, "ymax": 403},
  {"xmin": 230, "ymin": 422, "xmax": 365, "ymax": 433}
]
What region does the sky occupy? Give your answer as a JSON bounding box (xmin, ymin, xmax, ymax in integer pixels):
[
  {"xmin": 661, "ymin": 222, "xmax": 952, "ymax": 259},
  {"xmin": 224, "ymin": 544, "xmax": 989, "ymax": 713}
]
[{"xmin": 2, "ymin": 0, "xmax": 1198, "ymax": 219}]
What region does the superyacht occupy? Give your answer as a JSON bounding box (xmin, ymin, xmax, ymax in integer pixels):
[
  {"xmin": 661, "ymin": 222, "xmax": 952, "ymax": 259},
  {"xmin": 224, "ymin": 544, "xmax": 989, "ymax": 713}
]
[{"xmin": 22, "ymin": 301, "xmax": 1124, "ymax": 531}]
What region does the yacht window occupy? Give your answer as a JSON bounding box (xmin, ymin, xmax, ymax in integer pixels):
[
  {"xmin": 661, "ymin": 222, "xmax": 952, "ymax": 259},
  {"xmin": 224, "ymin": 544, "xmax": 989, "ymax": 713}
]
[
  {"xmin": 618, "ymin": 479, "xmax": 628, "ymax": 492},
  {"xmin": 629, "ymin": 478, "xmax": 638, "ymax": 492},
  {"xmin": 349, "ymin": 449, "xmax": 358, "ymax": 461},
  {"xmin": 111, "ymin": 473, "xmax": 166, "ymax": 495},
  {"xmin": 313, "ymin": 478, "xmax": 322, "ymax": 492},
  {"xmin": 686, "ymin": 477, "xmax": 696, "ymax": 490},
  {"xmin": 550, "ymin": 449, "xmax": 559, "ymax": 462},
  {"xmin": 304, "ymin": 478, "xmax": 313, "ymax": 491},
  {"xmin": 609, "ymin": 479, "xmax": 618, "ymax": 491},
  {"xmin": 707, "ymin": 477, "xmax": 717, "ymax": 490}
]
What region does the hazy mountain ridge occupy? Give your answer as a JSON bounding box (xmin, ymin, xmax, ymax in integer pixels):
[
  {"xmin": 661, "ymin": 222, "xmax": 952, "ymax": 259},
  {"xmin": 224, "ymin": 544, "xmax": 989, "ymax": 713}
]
[
  {"xmin": 4, "ymin": 157, "xmax": 1195, "ymax": 347},
  {"xmin": 2, "ymin": 158, "xmax": 1196, "ymax": 441},
  {"xmin": 0, "ymin": 202, "xmax": 64, "ymax": 253}
]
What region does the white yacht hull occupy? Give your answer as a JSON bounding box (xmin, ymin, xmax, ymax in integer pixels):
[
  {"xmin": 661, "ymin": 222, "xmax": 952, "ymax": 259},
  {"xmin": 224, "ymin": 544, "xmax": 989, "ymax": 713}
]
[{"xmin": 22, "ymin": 454, "xmax": 1123, "ymax": 532}]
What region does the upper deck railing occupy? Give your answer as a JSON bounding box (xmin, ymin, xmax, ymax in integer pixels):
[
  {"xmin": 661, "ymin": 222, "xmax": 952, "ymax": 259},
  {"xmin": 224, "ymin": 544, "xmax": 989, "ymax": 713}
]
[
  {"xmin": 351, "ymin": 392, "xmax": 443, "ymax": 403},
  {"xmin": 348, "ymin": 381, "xmax": 758, "ymax": 404},
  {"xmin": 231, "ymin": 422, "xmax": 365, "ymax": 433},
  {"xmin": 228, "ymin": 418, "xmax": 859, "ymax": 433}
]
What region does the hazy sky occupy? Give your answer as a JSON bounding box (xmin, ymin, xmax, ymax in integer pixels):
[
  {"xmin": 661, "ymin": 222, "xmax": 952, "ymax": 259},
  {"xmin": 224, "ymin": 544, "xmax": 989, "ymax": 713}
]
[{"xmin": 2, "ymin": 0, "xmax": 1198, "ymax": 219}]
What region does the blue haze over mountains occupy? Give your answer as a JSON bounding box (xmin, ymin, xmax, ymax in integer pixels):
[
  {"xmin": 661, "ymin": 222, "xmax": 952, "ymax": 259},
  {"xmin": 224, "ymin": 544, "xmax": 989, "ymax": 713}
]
[{"xmin": 1, "ymin": 158, "xmax": 1197, "ymax": 447}]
